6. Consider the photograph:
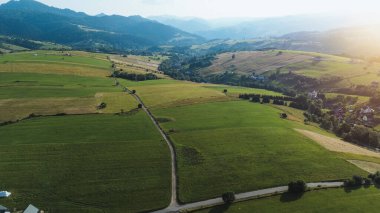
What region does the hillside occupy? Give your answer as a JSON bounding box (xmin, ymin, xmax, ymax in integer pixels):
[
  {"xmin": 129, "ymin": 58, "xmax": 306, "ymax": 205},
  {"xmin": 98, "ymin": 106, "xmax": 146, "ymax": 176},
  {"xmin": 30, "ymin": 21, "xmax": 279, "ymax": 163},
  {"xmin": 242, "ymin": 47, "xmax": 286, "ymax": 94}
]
[{"xmin": 0, "ymin": 0, "xmax": 203, "ymax": 52}]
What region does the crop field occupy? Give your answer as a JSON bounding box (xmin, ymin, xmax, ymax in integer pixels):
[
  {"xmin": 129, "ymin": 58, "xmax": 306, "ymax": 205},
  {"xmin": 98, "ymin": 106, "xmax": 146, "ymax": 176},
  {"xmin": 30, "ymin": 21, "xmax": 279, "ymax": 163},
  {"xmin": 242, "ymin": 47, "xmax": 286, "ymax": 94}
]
[
  {"xmin": 0, "ymin": 113, "xmax": 171, "ymax": 212},
  {"xmin": 197, "ymin": 187, "xmax": 380, "ymax": 213},
  {"xmin": 153, "ymin": 101, "xmax": 366, "ymax": 203}
]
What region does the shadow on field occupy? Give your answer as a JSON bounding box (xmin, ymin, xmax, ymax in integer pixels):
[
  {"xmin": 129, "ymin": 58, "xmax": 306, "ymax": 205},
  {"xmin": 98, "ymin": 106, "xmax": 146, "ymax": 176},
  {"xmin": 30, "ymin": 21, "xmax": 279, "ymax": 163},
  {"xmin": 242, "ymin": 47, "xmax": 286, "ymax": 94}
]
[
  {"xmin": 208, "ymin": 204, "xmax": 231, "ymax": 213},
  {"xmin": 344, "ymin": 185, "xmax": 362, "ymax": 193},
  {"xmin": 280, "ymin": 192, "xmax": 304, "ymax": 202}
]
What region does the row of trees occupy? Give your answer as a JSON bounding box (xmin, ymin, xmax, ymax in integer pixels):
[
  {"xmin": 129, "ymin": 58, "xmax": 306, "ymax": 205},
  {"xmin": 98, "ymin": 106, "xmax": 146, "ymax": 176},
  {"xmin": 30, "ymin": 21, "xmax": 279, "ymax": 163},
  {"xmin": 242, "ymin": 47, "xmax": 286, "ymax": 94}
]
[{"xmin": 112, "ymin": 71, "xmax": 158, "ymax": 81}]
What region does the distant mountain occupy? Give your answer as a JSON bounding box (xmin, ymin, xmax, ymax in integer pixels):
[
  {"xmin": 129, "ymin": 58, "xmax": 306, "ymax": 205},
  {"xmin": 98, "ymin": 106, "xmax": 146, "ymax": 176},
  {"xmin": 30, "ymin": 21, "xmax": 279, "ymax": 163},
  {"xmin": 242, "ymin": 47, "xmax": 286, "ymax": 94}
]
[
  {"xmin": 153, "ymin": 14, "xmax": 377, "ymax": 40},
  {"xmin": 281, "ymin": 26, "xmax": 380, "ymax": 57},
  {"xmin": 0, "ymin": 0, "xmax": 204, "ymax": 52},
  {"xmin": 150, "ymin": 16, "xmax": 211, "ymax": 33}
]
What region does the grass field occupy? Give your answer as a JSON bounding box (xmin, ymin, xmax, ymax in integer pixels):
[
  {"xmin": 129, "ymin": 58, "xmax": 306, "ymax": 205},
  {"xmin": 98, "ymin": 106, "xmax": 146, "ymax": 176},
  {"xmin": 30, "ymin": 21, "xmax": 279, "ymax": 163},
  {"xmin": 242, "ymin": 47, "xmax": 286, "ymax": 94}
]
[
  {"xmin": 0, "ymin": 113, "xmax": 171, "ymax": 212},
  {"xmin": 153, "ymin": 101, "xmax": 366, "ymax": 203},
  {"xmin": 197, "ymin": 187, "xmax": 380, "ymax": 213},
  {"xmin": 0, "ymin": 51, "xmax": 111, "ymax": 69},
  {"xmin": 0, "ymin": 72, "xmax": 121, "ymax": 99},
  {"xmin": 199, "ymin": 50, "xmax": 380, "ymax": 89},
  {"xmin": 203, "ymin": 85, "xmax": 283, "ymax": 96}
]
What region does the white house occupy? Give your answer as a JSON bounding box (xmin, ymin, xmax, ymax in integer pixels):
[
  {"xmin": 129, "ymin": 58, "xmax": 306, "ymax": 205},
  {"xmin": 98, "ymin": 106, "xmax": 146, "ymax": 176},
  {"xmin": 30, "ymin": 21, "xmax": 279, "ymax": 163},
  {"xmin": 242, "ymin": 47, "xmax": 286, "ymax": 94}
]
[{"xmin": 0, "ymin": 191, "xmax": 11, "ymax": 198}]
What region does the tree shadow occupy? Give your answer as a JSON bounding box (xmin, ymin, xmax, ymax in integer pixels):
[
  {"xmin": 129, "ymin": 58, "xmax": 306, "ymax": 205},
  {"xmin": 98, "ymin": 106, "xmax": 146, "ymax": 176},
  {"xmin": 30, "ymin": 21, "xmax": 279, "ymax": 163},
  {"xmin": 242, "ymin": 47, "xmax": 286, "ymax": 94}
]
[
  {"xmin": 208, "ymin": 204, "xmax": 231, "ymax": 213},
  {"xmin": 280, "ymin": 192, "xmax": 305, "ymax": 202},
  {"xmin": 344, "ymin": 185, "xmax": 362, "ymax": 193}
]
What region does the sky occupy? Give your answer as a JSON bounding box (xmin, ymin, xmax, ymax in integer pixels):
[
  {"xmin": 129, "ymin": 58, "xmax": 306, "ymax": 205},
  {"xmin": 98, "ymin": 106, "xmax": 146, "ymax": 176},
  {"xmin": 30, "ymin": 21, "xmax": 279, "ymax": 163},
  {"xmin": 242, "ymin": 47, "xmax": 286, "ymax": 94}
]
[{"xmin": 0, "ymin": 0, "xmax": 380, "ymax": 19}]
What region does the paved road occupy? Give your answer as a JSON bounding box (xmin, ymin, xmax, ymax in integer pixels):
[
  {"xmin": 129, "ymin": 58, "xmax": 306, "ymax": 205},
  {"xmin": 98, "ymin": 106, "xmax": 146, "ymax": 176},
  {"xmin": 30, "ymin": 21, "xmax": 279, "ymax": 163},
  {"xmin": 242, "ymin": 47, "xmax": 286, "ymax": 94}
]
[{"xmin": 152, "ymin": 182, "xmax": 344, "ymax": 213}]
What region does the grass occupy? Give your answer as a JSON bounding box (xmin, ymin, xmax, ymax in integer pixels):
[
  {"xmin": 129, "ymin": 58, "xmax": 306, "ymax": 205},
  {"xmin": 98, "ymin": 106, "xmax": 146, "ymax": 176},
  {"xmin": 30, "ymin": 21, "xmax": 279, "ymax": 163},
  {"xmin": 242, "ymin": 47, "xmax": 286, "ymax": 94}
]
[
  {"xmin": 0, "ymin": 51, "xmax": 111, "ymax": 69},
  {"xmin": 153, "ymin": 101, "xmax": 366, "ymax": 203},
  {"xmin": 203, "ymin": 85, "xmax": 283, "ymax": 96},
  {"xmin": 0, "ymin": 113, "xmax": 171, "ymax": 212},
  {"xmin": 197, "ymin": 187, "xmax": 380, "ymax": 213},
  {"xmin": 121, "ymin": 79, "xmax": 234, "ymax": 108},
  {"xmin": 0, "ymin": 97, "xmax": 97, "ymax": 122},
  {"xmin": 0, "ymin": 72, "xmax": 120, "ymax": 99}
]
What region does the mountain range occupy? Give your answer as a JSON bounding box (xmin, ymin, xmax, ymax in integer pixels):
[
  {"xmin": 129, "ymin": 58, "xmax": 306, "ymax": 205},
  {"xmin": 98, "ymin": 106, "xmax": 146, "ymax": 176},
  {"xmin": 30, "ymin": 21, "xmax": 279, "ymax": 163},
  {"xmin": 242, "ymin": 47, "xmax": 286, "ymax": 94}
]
[{"xmin": 0, "ymin": 0, "xmax": 204, "ymax": 52}]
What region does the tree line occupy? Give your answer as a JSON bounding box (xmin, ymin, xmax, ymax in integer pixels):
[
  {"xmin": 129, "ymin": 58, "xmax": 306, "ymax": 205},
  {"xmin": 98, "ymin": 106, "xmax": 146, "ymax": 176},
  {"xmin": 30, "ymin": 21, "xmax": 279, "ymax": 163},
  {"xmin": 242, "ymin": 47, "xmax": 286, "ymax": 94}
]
[{"xmin": 112, "ymin": 71, "xmax": 158, "ymax": 81}]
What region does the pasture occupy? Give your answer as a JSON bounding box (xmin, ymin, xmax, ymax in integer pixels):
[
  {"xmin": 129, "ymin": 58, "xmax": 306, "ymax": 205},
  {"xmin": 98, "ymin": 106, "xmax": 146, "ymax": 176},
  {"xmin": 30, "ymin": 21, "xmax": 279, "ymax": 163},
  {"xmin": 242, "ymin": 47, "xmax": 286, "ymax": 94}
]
[
  {"xmin": 153, "ymin": 101, "xmax": 366, "ymax": 203},
  {"xmin": 0, "ymin": 113, "xmax": 171, "ymax": 212},
  {"xmin": 197, "ymin": 187, "xmax": 380, "ymax": 213}
]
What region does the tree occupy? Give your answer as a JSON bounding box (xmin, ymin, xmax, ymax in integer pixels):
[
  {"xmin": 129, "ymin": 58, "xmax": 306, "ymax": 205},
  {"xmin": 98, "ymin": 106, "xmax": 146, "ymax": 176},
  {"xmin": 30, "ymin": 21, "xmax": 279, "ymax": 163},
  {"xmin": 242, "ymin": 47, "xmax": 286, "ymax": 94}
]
[
  {"xmin": 288, "ymin": 180, "xmax": 307, "ymax": 193},
  {"xmin": 138, "ymin": 104, "xmax": 143, "ymax": 109},
  {"xmin": 222, "ymin": 192, "xmax": 236, "ymax": 204},
  {"xmin": 262, "ymin": 97, "xmax": 270, "ymax": 104},
  {"xmin": 223, "ymin": 89, "xmax": 228, "ymax": 94},
  {"xmin": 131, "ymin": 90, "xmax": 136, "ymax": 94},
  {"xmin": 280, "ymin": 113, "xmax": 288, "ymax": 119}
]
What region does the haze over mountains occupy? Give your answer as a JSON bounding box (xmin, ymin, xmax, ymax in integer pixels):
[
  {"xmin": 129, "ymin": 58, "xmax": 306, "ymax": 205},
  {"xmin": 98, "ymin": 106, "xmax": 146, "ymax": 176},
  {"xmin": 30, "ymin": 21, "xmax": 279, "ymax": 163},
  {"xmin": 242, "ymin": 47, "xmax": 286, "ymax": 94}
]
[
  {"xmin": 1, "ymin": 0, "xmax": 380, "ymax": 57},
  {"xmin": 0, "ymin": 0, "xmax": 203, "ymax": 51}
]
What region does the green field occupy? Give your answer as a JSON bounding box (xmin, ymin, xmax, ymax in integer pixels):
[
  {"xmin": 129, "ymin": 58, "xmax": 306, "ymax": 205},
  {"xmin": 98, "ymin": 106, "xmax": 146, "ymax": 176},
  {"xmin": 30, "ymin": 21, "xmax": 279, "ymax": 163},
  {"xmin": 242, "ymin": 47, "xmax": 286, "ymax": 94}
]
[
  {"xmin": 0, "ymin": 51, "xmax": 111, "ymax": 69},
  {"xmin": 197, "ymin": 187, "xmax": 380, "ymax": 213},
  {"xmin": 0, "ymin": 113, "xmax": 171, "ymax": 212},
  {"xmin": 153, "ymin": 101, "xmax": 366, "ymax": 203}
]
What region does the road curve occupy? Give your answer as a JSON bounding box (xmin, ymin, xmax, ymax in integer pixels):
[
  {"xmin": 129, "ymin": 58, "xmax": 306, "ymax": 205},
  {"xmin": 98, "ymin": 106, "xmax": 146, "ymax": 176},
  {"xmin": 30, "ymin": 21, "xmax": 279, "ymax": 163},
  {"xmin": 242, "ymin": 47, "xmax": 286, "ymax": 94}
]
[
  {"xmin": 131, "ymin": 92, "xmax": 179, "ymax": 208},
  {"xmin": 152, "ymin": 182, "xmax": 344, "ymax": 213}
]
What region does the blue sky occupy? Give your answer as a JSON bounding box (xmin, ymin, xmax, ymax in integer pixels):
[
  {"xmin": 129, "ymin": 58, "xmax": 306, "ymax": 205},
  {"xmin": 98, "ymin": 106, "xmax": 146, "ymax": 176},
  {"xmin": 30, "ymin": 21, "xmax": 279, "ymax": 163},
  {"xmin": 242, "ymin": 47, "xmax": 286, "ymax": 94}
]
[{"xmin": 1, "ymin": 0, "xmax": 379, "ymax": 19}]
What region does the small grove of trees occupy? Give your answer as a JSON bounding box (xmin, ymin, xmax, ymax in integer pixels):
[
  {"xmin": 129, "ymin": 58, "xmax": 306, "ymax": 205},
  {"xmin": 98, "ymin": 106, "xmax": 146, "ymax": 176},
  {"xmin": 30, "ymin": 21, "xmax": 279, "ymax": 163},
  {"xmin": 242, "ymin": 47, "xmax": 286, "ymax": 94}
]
[
  {"xmin": 288, "ymin": 180, "xmax": 307, "ymax": 193},
  {"xmin": 222, "ymin": 192, "xmax": 236, "ymax": 204},
  {"xmin": 96, "ymin": 102, "xmax": 107, "ymax": 110},
  {"xmin": 112, "ymin": 71, "xmax": 158, "ymax": 81},
  {"xmin": 239, "ymin": 93, "xmax": 291, "ymax": 105}
]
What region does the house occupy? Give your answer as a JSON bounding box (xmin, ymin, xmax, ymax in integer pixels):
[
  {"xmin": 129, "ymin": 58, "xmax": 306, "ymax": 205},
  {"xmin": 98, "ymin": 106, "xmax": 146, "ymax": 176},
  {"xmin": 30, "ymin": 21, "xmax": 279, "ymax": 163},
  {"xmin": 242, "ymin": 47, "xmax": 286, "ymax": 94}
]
[
  {"xmin": 250, "ymin": 75, "xmax": 266, "ymax": 81},
  {"xmin": 24, "ymin": 204, "xmax": 39, "ymax": 213},
  {"xmin": 360, "ymin": 106, "xmax": 375, "ymax": 115},
  {"xmin": 0, "ymin": 191, "xmax": 11, "ymax": 198},
  {"xmin": 0, "ymin": 205, "xmax": 10, "ymax": 213},
  {"xmin": 308, "ymin": 90, "xmax": 318, "ymax": 99}
]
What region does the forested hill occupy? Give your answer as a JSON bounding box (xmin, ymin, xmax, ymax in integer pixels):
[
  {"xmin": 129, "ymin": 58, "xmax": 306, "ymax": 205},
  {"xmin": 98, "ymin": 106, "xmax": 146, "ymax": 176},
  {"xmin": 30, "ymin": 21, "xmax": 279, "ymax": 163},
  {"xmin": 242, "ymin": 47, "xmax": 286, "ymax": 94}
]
[{"xmin": 0, "ymin": 0, "xmax": 204, "ymax": 52}]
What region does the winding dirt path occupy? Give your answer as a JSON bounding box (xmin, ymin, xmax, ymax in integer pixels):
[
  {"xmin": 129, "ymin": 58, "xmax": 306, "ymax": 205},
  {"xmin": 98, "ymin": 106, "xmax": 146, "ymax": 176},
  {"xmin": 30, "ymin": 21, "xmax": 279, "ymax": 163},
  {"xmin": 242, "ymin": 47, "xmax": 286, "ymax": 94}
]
[{"xmin": 130, "ymin": 92, "xmax": 179, "ymax": 208}]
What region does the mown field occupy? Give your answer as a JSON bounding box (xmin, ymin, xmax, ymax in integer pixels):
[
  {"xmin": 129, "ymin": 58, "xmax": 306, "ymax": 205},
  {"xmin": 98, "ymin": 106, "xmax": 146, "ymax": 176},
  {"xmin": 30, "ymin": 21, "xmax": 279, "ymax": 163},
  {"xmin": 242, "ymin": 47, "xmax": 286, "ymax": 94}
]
[
  {"xmin": 0, "ymin": 50, "xmax": 171, "ymax": 212},
  {"xmin": 197, "ymin": 187, "xmax": 380, "ymax": 213},
  {"xmin": 0, "ymin": 113, "xmax": 171, "ymax": 212},
  {"xmin": 152, "ymin": 101, "xmax": 366, "ymax": 203}
]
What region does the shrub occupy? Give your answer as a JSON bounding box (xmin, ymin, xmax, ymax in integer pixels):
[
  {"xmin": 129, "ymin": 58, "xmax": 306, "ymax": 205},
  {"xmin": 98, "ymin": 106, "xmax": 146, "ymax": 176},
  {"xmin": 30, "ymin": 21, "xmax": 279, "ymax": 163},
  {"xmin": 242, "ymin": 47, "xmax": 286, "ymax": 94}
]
[
  {"xmin": 288, "ymin": 180, "xmax": 307, "ymax": 193},
  {"xmin": 222, "ymin": 192, "xmax": 236, "ymax": 204},
  {"xmin": 374, "ymin": 176, "xmax": 380, "ymax": 185},
  {"xmin": 364, "ymin": 178, "xmax": 372, "ymax": 185},
  {"xmin": 97, "ymin": 102, "xmax": 107, "ymax": 110}
]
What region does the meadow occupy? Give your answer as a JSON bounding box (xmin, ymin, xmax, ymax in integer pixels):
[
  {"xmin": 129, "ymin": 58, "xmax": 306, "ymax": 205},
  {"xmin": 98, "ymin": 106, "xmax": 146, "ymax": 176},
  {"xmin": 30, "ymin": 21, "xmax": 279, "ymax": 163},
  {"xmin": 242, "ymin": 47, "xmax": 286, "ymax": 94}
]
[
  {"xmin": 153, "ymin": 101, "xmax": 366, "ymax": 203},
  {"xmin": 0, "ymin": 113, "xmax": 171, "ymax": 212},
  {"xmin": 197, "ymin": 187, "xmax": 380, "ymax": 213}
]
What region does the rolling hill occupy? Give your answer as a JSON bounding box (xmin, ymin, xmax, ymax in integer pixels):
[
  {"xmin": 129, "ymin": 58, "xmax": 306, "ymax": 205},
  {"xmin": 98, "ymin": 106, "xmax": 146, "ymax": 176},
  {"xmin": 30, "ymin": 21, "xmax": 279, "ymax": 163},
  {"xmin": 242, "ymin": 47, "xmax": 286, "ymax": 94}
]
[{"xmin": 0, "ymin": 0, "xmax": 204, "ymax": 52}]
